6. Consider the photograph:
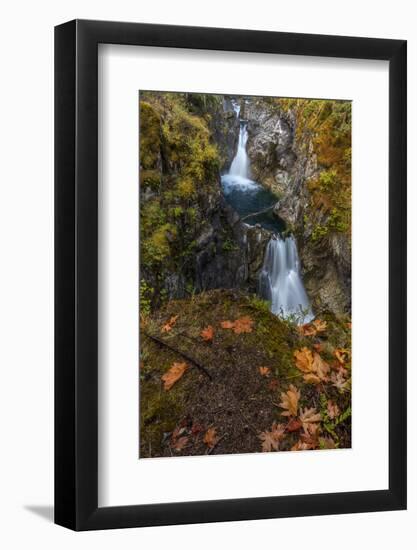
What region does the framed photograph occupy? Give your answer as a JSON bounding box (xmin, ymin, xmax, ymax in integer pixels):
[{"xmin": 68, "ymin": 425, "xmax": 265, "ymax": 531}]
[{"xmin": 55, "ymin": 19, "xmax": 406, "ymax": 530}]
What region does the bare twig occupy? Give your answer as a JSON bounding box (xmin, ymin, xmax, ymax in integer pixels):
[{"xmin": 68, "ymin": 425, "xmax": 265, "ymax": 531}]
[
  {"xmin": 143, "ymin": 331, "xmax": 213, "ymax": 381},
  {"xmin": 240, "ymin": 204, "xmax": 276, "ymax": 222}
]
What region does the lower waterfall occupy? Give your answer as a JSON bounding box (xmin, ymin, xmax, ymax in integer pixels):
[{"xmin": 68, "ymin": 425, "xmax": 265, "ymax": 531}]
[{"xmin": 259, "ymin": 236, "xmax": 314, "ymax": 323}]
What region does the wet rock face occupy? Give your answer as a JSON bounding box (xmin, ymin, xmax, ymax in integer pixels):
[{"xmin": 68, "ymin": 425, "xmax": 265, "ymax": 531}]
[
  {"xmin": 243, "ymin": 98, "xmax": 351, "ymax": 316},
  {"xmin": 245, "ymin": 101, "xmax": 295, "ymax": 192},
  {"xmin": 301, "ymin": 233, "xmax": 351, "ymax": 315},
  {"xmin": 194, "ymin": 198, "xmax": 271, "ymax": 294},
  {"xmin": 210, "ymin": 97, "xmax": 240, "ymax": 171}
]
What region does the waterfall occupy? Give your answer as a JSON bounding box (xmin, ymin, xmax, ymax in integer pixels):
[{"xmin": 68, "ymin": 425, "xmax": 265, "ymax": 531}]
[
  {"xmin": 229, "ymin": 122, "xmax": 250, "ymax": 179},
  {"xmin": 221, "ymin": 113, "xmax": 314, "ymax": 324},
  {"xmin": 259, "ymin": 236, "xmax": 314, "ymax": 324},
  {"xmin": 231, "ymin": 99, "xmax": 241, "ymax": 118}
]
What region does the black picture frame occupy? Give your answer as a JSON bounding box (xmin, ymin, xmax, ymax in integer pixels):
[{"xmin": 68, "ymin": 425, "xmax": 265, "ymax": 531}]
[{"xmin": 55, "ymin": 19, "xmax": 407, "ymax": 531}]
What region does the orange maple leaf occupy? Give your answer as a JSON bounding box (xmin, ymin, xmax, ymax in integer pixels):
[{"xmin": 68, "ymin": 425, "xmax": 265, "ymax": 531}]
[
  {"xmin": 161, "ymin": 361, "xmax": 188, "ymax": 390},
  {"xmin": 259, "ymin": 366, "xmax": 270, "ymax": 377},
  {"xmin": 294, "ymin": 347, "xmax": 329, "ymax": 383},
  {"xmin": 312, "ymin": 352, "xmax": 330, "ymax": 381},
  {"xmin": 297, "ymin": 323, "xmax": 316, "ymax": 337},
  {"xmin": 312, "ymin": 319, "xmax": 327, "ymax": 333},
  {"xmin": 327, "ymin": 400, "xmax": 340, "ymax": 420},
  {"xmin": 200, "ymin": 325, "xmax": 214, "ymax": 342},
  {"xmin": 161, "ymin": 315, "xmax": 179, "ymax": 333},
  {"xmin": 297, "ymin": 319, "xmax": 327, "ymax": 337},
  {"xmin": 299, "ymin": 407, "xmax": 321, "ymax": 433},
  {"xmin": 203, "ymin": 427, "xmax": 219, "ymax": 449},
  {"xmin": 258, "ymin": 422, "xmax": 285, "ymax": 452},
  {"xmin": 286, "ymin": 418, "xmax": 302, "ymax": 432},
  {"xmin": 279, "ymin": 384, "xmax": 300, "ymax": 417},
  {"xmin": 291, "ymin": 440, "xmax": 313, "ymax": 451},
  {"xmin": 220, "ymin": 316, "xmax": 254, "ymax": 334},
  {"xmin": 334, "ymin": 348, "xmax": 350, "ymax": 365},
  {"xmin": 233, "ymin": 316, "xmax": 254, "ymax": 334},
  {"xmin": 294, "ymin": 347, "xmax": 314, "ymax": 373},
  {"xmin": 172, "ymin": 436, "xmax": 189, "ymax": 452}
]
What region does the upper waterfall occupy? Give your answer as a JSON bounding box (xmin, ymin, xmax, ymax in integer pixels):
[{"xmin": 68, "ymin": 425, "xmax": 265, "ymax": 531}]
[{"xmin": 229, "ymin": 121, "xmax": 250, "ymax": 179}]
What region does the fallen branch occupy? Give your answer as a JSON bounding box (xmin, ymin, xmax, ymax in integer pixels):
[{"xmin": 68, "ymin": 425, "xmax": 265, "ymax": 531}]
[
  {"xmin": 240, "ymin": 204, "xmax": 276, "ymax": 222},
  {"xmin": 143, "ymin": 331, "xmax": 213, "ymax": 381}
]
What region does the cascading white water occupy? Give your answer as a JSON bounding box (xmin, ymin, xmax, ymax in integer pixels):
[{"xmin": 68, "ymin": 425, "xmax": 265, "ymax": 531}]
[
  {"xmin": 259, "ymin": 236, "xmax": 314, "ymax": 323},
  {"xmin": 229, "ymin": 122, "xmax": 250, "ymax": 179},
  {"xmin": 221, "ymin": 110, "xmax": 314, "ymax": 324},
  {"xmin": 231, "ymin": 100, "xmax": 241, "ymax": 118}
]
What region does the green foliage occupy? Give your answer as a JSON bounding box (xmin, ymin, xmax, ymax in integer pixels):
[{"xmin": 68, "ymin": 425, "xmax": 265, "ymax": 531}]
[
  {"xmin": 311, "ymin": 224, "xmax": 329, "ymax": 242},
  {"xmin": 139, "ymin": 92, "xmax": 221, "ymax": 278},
  {"xmin": 248, "ymin": 294, "xmax": 271, "ymax": 314},
  {"xmin": 222, "ymin": 238, "xmax": 239, "ymax": 252},
  {"xmin": 140, "ymin": 102, "xmax": 161, "ymax": 170},
  {"xmin": 142, "ymin": 223, "xmax": 177, "ymax": 265},
  {"xmin": 139, "ymin": 279, "xmax": 153, "ymax": 317},
  {"xmin": 276, "ymin": 97, "xmax": 351, "ymax": 244},
  {"xmin": 140, "ymin": 169, "xmax": 160, "ymax": 189}
]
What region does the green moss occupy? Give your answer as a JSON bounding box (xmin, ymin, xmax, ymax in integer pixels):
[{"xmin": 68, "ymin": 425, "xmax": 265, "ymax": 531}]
[
  {"xmin": 140, "ymin": 101, "xmax": 161, "ymax": 170},
  {"xmin": 139, "ymin": 93, "xmax": 221, "ymax": 278},
  {"xmin": 142, "ymin": 223, "xmax": 177, "ymax": 264}
]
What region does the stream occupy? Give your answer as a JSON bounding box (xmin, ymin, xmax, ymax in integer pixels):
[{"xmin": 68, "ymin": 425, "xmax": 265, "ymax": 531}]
[{"xmin": 221, "ymin": 117, "xmax": 314, "ymax": 324}]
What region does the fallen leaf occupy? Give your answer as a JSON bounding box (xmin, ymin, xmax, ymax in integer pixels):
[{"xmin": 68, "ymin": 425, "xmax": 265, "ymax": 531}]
[
  {"xmin": 297, "ymin": 323, "xmax": 317, "ymax": 337},
  {"xmin": 297, "ymin": 319, "xmax": 327, "ymax": 337},
  {"xmin": 172, "ymin": 436, "xmax": 188, "ymax": 451},
  {"xmin": 200, "ymin": 325, "xmax": 214, "ymax": 342},
  {"xmin": 312, "ymin": 319, "xmax": 327, "ymax": 333},
  {"xmin": 279, "ymin": 384, "xmax": 300, "ymax": 417},
  {"xmin": 319, "ymin": 436, "xmax": 336, "ymax": 449},
  {"xmin": 327, "ymin": 400, "xmax": 340, "ymax": 420},
  {"xmin": 294, "ymin": 348, "xmax": 329, "ymax": 383},
  {"xmin": 286, "ymin": 418, "xmax": 302, "ymax": 432},
  {"xmin": 259, "ymin": 367, "xmax": 270, "ymax": 377},
  {"xmin": 303, "ymin": 373, "xmax": 322, "ymax": 385},
  {"xmin": 161, "ymin": 361, "xmax": 188, "ymax": 390},
  {"xmin": 294, "ymin": 347, "xmax": 314, "ymax": 373},
  {"xmin": 203, "ymin": 427, "xmax": 219, "ymax": 449},
  {"xmin": 299, "ymin": 407, "xmax": 321, "ymax": 433},
  {"xmin": 220, "ymin": 316, "xmax": 254, "ymax": 334},
  {"xmin": 331, "ymin": 370, "xmax": 349, "ymax": 392},
  {"xmin": 312, "ymin": 352, "xmax": 330, "ymax": 381},
  {"xmin": 291, "ymin": 440, "xmax": 313, "ymax": 451},
  {"xmin": 171, "ymin": 426, "xmax": 184, "ymax": 441},
  {"xmin": 258, "ymin": 422, "xmax": 285, "ymax": 452},
  {"xmin": 191, "ymin": 423, "xmax": 204, "ymax": 435},
  {"xmin": 233, "ymin": 316, "xmax": 254, "ymax": 334},
  {"xmin": 313, "ymin": 343, "xmax": 323, "ymax": 352},
  {"xmin": 334, "ymin": 348, "xmax": 350, "ymax": 365},
  {"xmin": 259, "ymin": 431, "xmax": 279, "ymax": 452},
  {"xmin": 161, "ymin": 315, "xmax": 179, "ymax": 333}
]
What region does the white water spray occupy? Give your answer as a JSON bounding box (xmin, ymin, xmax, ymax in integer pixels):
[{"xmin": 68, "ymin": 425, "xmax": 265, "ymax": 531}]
[
  {"xmin": 259, "ymin": 236, "xmax": 314, "ymax": 323},
  {"xmin": 229, "ymin": 122, "xmax": 250, "ymax": 178}
]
